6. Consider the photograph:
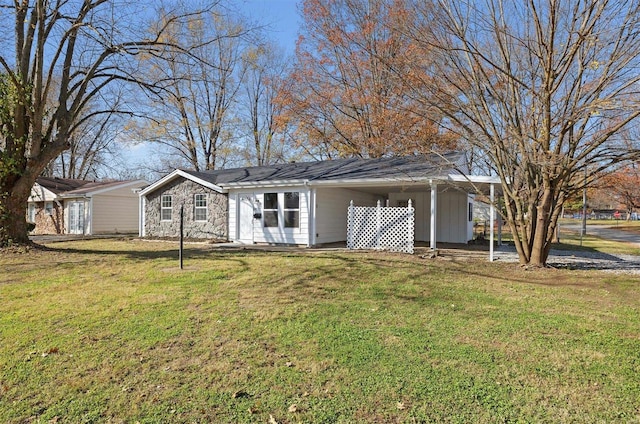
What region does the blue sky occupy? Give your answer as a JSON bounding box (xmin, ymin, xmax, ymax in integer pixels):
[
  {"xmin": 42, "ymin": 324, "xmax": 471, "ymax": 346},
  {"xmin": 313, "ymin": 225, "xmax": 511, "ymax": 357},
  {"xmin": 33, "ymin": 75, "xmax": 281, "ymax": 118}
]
[{"xmin": 237, "ymin": 0, "xmax": 301, "ymax": 53}]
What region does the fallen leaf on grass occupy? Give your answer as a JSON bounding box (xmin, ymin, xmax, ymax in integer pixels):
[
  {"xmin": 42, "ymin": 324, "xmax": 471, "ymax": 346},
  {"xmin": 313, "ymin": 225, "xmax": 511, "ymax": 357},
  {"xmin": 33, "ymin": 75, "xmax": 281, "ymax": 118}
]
[
  {"xmin": 41, "ymin": 347, "xmax": 60, "ymax": 357},
  {"xmin": 232, "ymin": 390, "xmax": 250, "ymax": 399},
  {"xmin": 397, "ymin": 401, "xmax": 405, "ymax": 410},
  {"xmin": 268, "ymin": 414, "xmax": 278, "ymax": 424},
  {"xmin": 288, "ymin": 404, "xmax": 297, "ymax": 413}
]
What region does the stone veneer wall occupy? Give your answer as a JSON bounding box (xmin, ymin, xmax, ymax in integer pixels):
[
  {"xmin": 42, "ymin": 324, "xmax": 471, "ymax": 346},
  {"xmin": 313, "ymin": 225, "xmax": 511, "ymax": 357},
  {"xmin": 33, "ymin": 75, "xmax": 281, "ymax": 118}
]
[
  {"xmin": 32, "ymin": 202, "xmax": 64, "ymax": 235},
  {"xmin": 144, "ymin": 178, "xmax": 228, "ymax": 239}
]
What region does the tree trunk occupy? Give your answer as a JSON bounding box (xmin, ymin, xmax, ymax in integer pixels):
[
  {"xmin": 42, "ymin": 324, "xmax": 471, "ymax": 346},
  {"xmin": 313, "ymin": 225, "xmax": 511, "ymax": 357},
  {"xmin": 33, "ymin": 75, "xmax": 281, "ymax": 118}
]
[
  {"xmin": 529, "ymin": 188, "xmax": 553, "ymax": 266},
  {"xmin": 0, "ymin": 175, "xmax": 34, "ymax": 247}
]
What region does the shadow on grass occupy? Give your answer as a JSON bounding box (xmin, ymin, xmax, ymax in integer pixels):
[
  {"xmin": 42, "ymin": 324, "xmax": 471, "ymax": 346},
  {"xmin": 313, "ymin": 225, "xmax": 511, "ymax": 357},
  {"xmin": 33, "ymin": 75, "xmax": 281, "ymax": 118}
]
[{"xmin": 32, "ymin": 238, "xmax": 640, "ymax": 294}]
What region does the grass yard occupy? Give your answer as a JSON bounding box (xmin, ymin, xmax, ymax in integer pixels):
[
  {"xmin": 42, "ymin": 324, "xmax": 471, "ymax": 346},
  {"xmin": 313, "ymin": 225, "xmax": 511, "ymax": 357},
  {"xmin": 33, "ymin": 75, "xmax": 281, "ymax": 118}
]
[
  {"xmin": 1, "ymin": 239, "xmax": 639, "ymax": 423},
  {"xmin": 554, "ymin": 233, "xmax": 640, "ymax": 255}
]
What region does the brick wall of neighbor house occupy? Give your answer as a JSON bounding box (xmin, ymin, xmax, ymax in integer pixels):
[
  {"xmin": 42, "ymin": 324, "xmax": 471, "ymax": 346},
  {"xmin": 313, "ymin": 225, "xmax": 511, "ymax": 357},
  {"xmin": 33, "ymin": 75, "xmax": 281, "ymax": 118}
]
[
  {"xmin": 145, "ymin": 178, "xmax": 228, "ymax": 239},
  {"xmin": 31, "ymin": 202, "xmax": 64, "ymax": 235}
]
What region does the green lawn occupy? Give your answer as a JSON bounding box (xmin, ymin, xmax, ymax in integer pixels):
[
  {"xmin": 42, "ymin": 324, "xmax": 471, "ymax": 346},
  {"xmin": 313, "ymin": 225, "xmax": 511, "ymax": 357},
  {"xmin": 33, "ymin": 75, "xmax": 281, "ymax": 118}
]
[{"xmin": 1, "ymin": 239, "xmax": 639, "ymax": 423}]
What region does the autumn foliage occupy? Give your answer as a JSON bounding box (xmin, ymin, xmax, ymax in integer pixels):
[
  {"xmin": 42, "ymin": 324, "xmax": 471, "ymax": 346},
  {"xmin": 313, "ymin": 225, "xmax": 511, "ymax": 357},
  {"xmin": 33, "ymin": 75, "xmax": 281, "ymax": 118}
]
[
  {"xmin": 277, "ymin": 0, "xmax": 456, "ymax": 158},
  {"xmin": 599, "ymin": 166, "xmax": 640, "ymax": 218}
]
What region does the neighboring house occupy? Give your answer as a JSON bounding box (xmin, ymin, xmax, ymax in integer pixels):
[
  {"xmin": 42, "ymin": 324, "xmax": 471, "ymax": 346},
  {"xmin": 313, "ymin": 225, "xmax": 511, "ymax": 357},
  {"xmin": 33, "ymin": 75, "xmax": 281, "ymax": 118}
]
[
  {"xmin": 139, "ymin": 153, "xmax": 501, "ymax": 249},
  {"xmin": 473, "ymin": 200, "xmax": 492, "ymax": 222},
  {"xmin": 28, "ymin": 177, "xmax": 148, "ymax": 235}
]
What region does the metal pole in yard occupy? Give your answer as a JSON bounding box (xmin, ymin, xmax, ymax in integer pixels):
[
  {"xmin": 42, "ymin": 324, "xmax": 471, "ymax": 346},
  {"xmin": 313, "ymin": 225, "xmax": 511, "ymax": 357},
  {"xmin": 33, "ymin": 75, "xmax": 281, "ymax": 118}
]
[{"xmin": 179, "ymin": 204, "xmax": 184, "ymax": 270}]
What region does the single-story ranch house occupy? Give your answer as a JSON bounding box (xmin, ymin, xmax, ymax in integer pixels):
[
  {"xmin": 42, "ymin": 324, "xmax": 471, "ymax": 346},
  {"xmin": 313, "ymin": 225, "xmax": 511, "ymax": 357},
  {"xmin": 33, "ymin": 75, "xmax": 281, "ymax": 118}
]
[
  {"xmin": 28, "ymin": 177, "xmax": 148, "ymax": 235},
  {"xmin": 139, "ymin": 153, "xmax": 502, "ymax": 251}
]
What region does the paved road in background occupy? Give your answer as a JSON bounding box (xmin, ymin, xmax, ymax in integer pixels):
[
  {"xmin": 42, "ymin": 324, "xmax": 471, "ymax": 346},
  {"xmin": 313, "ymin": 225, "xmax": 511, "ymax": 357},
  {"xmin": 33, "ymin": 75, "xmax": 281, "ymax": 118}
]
[{"xmin": 561, "ymin": 223, "xmax": 640, "ymax": 247}]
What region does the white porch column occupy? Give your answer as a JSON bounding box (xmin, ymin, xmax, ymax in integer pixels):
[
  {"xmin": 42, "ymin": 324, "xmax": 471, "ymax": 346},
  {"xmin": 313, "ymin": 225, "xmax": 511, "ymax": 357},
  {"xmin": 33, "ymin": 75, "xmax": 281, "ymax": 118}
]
[
  {"xmin": 307, "ymin": 187, "xmax": 315, "ymax": 247},
  {"xmin": 139, "ymin": 196, "xmax": 145, "ymax": 237},
  {"xmin": 430, "ymin": 180, "xmax": 437, "ymax": 250},
  {"xmin": 497, "ymin": 210, "xmax": 502, "ymax": 246},
  {"xmin": 86, "ymin": 197, "xmax": 92, "ymax": 235},
  {"xmin": 490, "ymin": 183, "xmax": 495, "ymax": 261}
]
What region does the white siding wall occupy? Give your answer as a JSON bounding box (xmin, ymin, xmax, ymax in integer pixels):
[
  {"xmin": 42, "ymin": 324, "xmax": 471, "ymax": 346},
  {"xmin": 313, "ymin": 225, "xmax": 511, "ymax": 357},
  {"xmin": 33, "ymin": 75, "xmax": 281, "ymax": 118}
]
[
  {"xmin": 387, "ymin": 189, "xmax": 473, "ymax": 244},
  {"xmin": 436, "ymin": 190, "xmax": 472, "ymax": 243},
  {"xmin": 314, "ymin": 187, "xmax": 380, "ymax": 244},
  {"xmin": 228, "ymin": 194, "xmax": 237, "ymax": 241},
  {"xmin": 91, "ymin": 186, "xmax": 142, "ymax": 234},
  {"xmin": 230, "ymin": 187, "xmax": 310, "ymax": 245},
  {"xmin": 389, "ymin": 192, "xmax": 428, "ymax": 241},
  {"xmin": 28, "ymin": 184, "xmax": 56, "ymax": 202},
  {"xmin": 229, "ymin": 186, "xmax": 474, "ymax": 246}
]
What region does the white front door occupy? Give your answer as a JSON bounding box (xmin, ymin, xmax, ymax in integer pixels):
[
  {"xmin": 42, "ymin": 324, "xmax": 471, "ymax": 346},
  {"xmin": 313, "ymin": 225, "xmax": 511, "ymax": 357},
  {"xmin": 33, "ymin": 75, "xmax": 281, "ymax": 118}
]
[
  {"xmin": 238, "ymin": 194, "xmax": 255, "ymax": 243},
  {"xmin": 68, "ymin": 202, "xmax": 85, "ymax": 234}
]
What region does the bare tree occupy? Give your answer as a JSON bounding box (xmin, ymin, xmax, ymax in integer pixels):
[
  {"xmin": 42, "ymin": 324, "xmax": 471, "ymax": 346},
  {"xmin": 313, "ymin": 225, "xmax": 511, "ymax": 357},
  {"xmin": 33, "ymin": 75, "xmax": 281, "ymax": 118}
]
[
  {"xmin": 44, "ymin": 103, "xmax": 123, "ymax": 180},
  {"xmin": 0, "ymin": 0, "xmax": 217, "ymax": 246},
  {"xmin": 130, "ymin": 9, "xmax": 250, "ymax": 172},
  {"xmin": 406, "ymin": 0, "xmax": 640, "ymax": 266},
  {"xmin": 239, "ymin": 43, "xmax": 292, "ymax": 166}
]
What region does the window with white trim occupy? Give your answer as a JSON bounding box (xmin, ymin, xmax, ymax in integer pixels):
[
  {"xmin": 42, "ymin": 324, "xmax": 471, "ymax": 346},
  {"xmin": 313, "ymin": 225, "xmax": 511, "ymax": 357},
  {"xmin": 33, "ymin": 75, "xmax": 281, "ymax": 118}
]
[
  {"xmin": 283, "ymin": 192, "xmax": 299, "ymax": 228},
  {"xmin": 45, "ymin": 202, "xmax": 54, "ymax": 216},
  {"xmin": 263, "ymin": 193, "xmax": 278, "ymax": 227},
  {"xmin": 262, "ymin": 192, "xmax": 300, "ymax": 229},
  {"xmin": 194, "ymin": 194, "xmax": 207, "ymax": 221},
  {"xmin": 27, "ymin": 203, "xmax": 36, "ymax": 222},
  {"xmin": 161, "ymin": 195, "xmax": 172, "ymax": 221}
]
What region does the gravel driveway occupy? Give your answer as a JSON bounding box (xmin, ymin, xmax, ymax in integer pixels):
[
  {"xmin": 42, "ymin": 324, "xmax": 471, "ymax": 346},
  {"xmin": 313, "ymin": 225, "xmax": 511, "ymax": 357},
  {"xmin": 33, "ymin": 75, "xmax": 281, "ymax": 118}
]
[{"xmin": 494, "ymin": 245, "xmax": 640, "ymax": 274}]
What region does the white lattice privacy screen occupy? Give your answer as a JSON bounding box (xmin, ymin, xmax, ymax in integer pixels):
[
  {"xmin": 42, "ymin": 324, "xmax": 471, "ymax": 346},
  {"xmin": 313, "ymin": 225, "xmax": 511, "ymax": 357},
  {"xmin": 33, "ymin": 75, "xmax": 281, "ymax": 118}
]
[{"xmin": 347, "ymin": 200, "xmax": 415, "ymax": 254}]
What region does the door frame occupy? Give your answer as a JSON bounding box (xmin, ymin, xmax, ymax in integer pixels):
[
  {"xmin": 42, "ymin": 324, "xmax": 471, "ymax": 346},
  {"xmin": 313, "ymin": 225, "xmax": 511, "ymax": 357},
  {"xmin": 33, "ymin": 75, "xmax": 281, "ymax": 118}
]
[
  {"xmin": 237, "ymin": 193, "xmax": 255, "ymax": 243},
  {"xmin": 68, "ymin": 201, "xmax": 85, "ymax": 235}
]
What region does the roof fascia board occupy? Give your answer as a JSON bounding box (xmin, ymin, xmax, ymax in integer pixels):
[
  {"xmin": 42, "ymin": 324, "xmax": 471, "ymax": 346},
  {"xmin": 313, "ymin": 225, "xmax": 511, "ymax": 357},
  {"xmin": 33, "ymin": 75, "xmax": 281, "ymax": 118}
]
[
  {"xmin": 307, "ymin": 177, "xmax": 447, "ymax": 187},
  {"xmin": 223, "ymin": 176, "xmax": 473, "ymax": 189},
  {"xmin": 447, "ymin": 174, "xmax": 502, "ymax": 184},
  {"xmin": 60, "ymin": 179, "xmax": 150, "ymax": 198},
  {"xmin": 139, "ymin": 170, "xmax": 226, "ymax": 196},
  {"xmin": 222, "ymin": 180, "xmax": 308, "ymax": 190}
]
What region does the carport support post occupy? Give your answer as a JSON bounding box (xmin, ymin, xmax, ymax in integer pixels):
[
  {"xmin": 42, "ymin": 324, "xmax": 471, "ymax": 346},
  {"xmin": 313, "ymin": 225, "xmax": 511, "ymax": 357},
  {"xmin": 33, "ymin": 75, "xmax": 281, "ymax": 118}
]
[
  {"xmin": 179, "ymin": 204, "xmax": 184, "ymax": 270},
  {"xmin": 430, "ymin": 181, "xmax": 437, "ymax": 250},
  {"xmin": 347, "ymin": 200, "xmax": 354, "ymax": 249},
  {"xmin": 375, "ymin": 200, "xmax": 382, "ymax": 249},
  {"xmin": 490, "ymin": 184, "xmax": 495, "ymax": 262}
]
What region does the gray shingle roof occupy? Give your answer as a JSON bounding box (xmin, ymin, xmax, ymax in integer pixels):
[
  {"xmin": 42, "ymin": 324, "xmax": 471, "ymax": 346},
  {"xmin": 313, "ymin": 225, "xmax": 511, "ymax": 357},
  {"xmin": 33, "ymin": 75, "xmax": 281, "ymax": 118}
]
[
  {"xmin": 181, "ymin": 152, "xmax": 466, "ymax": 186},
  {"xmin": 36, "ymin": 177, "xmax": 91, "ymax": 194},
  {"xmin": 36, "ymin": 177, "xmax": 144, "ymax": 197},
  {"xmin": 60, "ymin": 180, "xmax": 139, "ymax": 196}
]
